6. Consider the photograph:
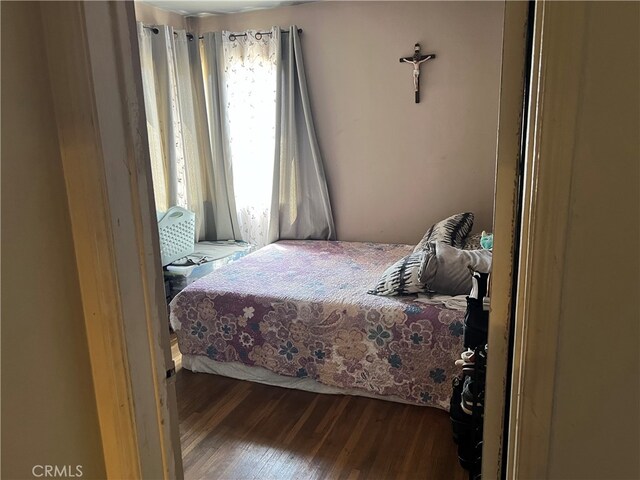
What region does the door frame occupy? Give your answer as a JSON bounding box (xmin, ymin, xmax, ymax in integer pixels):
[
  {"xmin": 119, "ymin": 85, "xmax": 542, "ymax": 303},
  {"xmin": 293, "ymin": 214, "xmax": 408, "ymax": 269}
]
[
  {"xmin": 504, "ymin": 2, "xmax": 589, "ymax": 477},
  {"xmin": 40, "ymin": 1, "xmax": 182, "ymax": 478},
  {"xmin": 482, "ymin": 1, "xmax": 531, "ymax": 477},
  {"xmin": 488, "ymin": 1, "xmax": 593, "ymax": 477},
  {"xmin": 43, "ymin": 0, "xmax": 555, "ymax": 477}
]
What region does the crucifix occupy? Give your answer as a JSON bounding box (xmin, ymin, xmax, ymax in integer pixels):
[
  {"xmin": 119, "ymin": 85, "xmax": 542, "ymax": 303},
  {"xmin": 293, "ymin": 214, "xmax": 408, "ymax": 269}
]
[{"xmin": 399, "ymin": 43, "xmax": 436, "ymax": 103}]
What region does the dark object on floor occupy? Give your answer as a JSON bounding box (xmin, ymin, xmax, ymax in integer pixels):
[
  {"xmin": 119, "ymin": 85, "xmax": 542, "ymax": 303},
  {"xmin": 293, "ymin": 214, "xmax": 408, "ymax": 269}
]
[
  {"xmin": 463, "ymin": 297, "xmax": 488, "ymax": 348},
  {"xmin": 451, "ymin": 268, "xmax": 490, "ymax": 478}
]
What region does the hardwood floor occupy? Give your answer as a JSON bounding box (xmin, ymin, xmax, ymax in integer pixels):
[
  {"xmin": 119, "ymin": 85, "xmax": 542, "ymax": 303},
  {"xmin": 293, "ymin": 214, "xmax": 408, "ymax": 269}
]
[{"xmin": 173, "ymin": 336, "xmax": 466, "ymax": 480}]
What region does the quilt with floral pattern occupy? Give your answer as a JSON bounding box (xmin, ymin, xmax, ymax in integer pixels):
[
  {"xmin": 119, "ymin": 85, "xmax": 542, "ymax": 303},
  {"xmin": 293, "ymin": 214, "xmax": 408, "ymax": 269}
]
[{"xmin": 170, "ymin": 240, "xmax": 465, "ymax": 410}]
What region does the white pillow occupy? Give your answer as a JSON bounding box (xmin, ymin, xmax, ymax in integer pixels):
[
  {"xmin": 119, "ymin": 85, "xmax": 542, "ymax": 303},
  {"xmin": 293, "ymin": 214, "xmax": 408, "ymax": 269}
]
[{"xmin": 423, "ymin": 242, "xmax": 492, "ymax": 296}]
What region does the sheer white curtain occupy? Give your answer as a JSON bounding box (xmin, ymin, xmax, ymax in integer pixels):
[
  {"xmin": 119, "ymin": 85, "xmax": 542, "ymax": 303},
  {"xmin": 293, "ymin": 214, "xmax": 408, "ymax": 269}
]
[{"xmin": 220, "ymin": 28, "xmax": 280, "ymax": 247}]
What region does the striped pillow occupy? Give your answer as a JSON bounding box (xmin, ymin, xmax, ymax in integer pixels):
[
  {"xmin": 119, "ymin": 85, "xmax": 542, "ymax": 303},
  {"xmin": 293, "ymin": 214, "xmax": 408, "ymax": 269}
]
[
  {"xmin": 414, "ymin": 212, "xmax": 474, "ymax": 252},
  {"xmin": 369, "ymin": 245, "xmax": 437, "ymax": 296}
]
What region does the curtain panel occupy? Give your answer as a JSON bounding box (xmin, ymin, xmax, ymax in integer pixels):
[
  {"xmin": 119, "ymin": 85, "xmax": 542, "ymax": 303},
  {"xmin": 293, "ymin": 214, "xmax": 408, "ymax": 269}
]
[
  {"xmin": 198, "ymin": 32, "xmax": 241, "ymax": 241},
  {"xmin": 269, "ymin": 26, "xmax": 336, "ymax": 243},
  {"xmin": 220, "ymin": 28, "xmax": 280, "ymax": 247},
  {"xmin": 137, "ymin": 23, "xmax": 240, "ymax": 241}
]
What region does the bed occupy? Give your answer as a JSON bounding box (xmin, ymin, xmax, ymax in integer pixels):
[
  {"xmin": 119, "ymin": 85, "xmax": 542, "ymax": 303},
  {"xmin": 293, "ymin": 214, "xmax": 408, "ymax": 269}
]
[{"xmin": 170, "ymin": 240, "xmax": 465, "ymax": 410}]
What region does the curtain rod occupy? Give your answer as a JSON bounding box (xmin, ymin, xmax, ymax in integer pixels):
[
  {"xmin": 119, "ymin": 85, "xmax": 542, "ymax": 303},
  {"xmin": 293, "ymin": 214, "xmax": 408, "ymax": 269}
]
[{"xmin": 142, "ymin": 25, "xmax": 302, "ymax": 41}]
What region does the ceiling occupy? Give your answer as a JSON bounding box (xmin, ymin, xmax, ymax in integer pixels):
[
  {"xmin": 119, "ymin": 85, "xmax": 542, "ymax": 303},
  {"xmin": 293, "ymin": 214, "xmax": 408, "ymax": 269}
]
[{"xmin": 139, "ymin": 0, "xmax": 314, "ymax": 16}]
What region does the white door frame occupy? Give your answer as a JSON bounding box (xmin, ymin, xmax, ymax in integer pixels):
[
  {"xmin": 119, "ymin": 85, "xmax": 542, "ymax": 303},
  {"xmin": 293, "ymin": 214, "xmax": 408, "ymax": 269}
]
[
  {"xmin": 40, "ymin": 1, "xmax": 182, "ymax": 478},
  {"xmin": 41, "ymin": 0, "xmax": 558, "ymax": 477}
]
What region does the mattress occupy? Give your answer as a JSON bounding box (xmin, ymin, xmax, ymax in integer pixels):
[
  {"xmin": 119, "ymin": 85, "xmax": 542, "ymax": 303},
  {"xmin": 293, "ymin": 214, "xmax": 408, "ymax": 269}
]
[{"xmin": 170, "ymin": 240, "xmax": 465, "ymax": 409}]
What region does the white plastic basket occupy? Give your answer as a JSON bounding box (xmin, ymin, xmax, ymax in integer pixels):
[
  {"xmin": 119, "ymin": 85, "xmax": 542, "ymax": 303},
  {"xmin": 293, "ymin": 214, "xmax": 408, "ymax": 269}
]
[{"xmin": 158, "ymin": 206, "xmax": 195, "ymax": 266}]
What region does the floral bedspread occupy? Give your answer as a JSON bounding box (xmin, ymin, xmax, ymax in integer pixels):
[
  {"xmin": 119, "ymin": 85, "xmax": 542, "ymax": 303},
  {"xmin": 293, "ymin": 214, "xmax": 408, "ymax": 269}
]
[{"xmin": 170, "ymin": 240, "xmax": 464, "ymax": 409}]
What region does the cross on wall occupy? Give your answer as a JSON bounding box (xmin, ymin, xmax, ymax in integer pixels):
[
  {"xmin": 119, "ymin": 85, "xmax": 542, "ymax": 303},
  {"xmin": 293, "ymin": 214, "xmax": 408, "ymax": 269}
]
[{"xmin": 399, "ymin": 43, "xmax": 436, "ymax": 103}]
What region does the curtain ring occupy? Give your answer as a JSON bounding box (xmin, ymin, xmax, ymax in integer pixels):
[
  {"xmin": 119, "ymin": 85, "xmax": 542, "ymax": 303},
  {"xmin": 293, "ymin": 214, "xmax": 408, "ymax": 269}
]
[
  {"xmin": 229, "ymin": 34, "xmax": 236, "ymax": 41},
  {"xmin": 255, "ymin": 32, "xmax": 262, "ymax": 40}
]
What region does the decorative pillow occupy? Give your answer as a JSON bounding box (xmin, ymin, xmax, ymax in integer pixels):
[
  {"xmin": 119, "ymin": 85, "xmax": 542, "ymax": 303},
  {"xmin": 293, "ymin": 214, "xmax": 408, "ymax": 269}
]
[
  {"xmin": 414, "ymin": 212, "xmax": 474, "ymax": 252},
  {"xmin": 369, "ymin": 246, "xmax": 436, "ymax": 296},
  {"xmin": 463, "ymin": 233, "xmax": 483, "ymax": 250},
  {"xmin": 422, "ymin": 241, "xmax": 492, "ymax": 296}
]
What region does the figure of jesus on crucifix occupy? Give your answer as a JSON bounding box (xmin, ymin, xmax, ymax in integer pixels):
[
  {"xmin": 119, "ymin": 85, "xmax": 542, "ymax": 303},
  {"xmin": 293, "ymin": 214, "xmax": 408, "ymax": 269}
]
[{"xmin": 399, "ymin": 43, "xmax": 436, "ymax": 103}]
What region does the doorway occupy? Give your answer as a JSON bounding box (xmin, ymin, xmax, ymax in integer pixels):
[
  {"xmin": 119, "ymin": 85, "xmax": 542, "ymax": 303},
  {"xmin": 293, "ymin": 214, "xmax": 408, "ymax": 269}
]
[{"xmin": 41, "ymin": 1, "xmax": 533, "ymax": 478}]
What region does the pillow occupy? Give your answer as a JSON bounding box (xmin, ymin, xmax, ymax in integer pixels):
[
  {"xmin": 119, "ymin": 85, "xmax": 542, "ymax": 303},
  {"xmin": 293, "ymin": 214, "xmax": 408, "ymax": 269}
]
[
  {"xmin": 422, "ymin": 241, "xmax": 492, "ymax": 296},
  {"xmin": 369, "ymin": 246, "xmax": 436, "ymax": 296},
  {"xmin": 414, "ymin": 212, "xmax": 474, "ymax": 252},
  {"xmin": 463, "ymin": 233, "xmax": 483, "ymax": 250}
]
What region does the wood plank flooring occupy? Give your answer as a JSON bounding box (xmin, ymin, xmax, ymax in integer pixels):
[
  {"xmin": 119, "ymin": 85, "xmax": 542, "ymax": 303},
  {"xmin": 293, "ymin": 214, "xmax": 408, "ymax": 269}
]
[{"xmin": 173, "ymin": 336, "xmax": 465, "ymax": 480}]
